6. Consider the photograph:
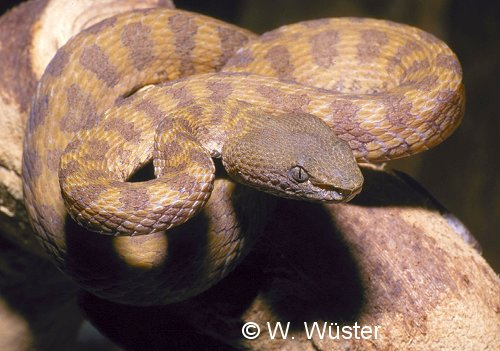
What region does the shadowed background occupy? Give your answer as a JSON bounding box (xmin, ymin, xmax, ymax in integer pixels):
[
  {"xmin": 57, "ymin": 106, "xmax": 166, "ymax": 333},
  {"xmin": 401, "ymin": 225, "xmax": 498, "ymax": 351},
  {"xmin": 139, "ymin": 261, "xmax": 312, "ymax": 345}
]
[{"xmin": 1, "ymin": 0, "xmax": 497, "ymax": 273}]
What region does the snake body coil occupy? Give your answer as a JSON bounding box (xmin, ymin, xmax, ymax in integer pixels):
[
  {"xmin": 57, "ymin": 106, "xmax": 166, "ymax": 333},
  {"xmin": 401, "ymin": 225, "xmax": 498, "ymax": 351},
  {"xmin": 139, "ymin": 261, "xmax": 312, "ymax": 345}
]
[{"xmin": 22, "ymin": 9, "xmax": 464, "ymax": 304}]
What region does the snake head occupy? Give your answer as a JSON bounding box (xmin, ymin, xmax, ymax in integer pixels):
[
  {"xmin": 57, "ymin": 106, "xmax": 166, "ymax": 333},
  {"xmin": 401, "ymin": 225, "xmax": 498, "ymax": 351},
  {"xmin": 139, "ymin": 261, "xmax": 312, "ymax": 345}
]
[{"xmin": 222, "ymin": 111, "xmax": 363, "ymax": 203}]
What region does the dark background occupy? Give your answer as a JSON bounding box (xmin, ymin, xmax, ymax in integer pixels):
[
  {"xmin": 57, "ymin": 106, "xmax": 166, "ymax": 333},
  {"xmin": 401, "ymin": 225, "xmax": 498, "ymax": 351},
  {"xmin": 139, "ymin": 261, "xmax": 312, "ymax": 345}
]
[{"xmin": 1, "ymin": 0, "xmax": 498, "ymax": 272}]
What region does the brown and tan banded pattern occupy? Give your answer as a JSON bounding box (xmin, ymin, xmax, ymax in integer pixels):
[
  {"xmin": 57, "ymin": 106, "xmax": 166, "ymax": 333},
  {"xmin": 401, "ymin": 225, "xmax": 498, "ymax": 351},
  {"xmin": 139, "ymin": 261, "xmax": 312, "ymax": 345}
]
[{"xmin": 22, "ymin": 9, "xmax": 464, "ymax": 303}]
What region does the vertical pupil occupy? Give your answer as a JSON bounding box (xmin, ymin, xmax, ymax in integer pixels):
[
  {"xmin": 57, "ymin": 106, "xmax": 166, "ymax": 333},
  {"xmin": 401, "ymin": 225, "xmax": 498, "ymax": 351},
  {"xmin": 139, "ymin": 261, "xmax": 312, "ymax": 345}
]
[{"xmin": 298, "ymin": 167, "xmax": 302, "ymax": 179}]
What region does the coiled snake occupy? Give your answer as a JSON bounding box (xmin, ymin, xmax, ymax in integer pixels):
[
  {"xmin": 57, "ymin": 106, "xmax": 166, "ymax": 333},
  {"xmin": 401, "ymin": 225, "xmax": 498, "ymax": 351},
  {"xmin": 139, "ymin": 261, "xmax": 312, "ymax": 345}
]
[{"xmin": 22, "ymin": 8, "xmax": 464, "ymax": 304}]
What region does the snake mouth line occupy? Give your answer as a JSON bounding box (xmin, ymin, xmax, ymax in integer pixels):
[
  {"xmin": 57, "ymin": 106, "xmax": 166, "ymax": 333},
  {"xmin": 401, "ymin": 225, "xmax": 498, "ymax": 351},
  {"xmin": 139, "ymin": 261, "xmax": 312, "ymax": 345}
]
[{"xmin": 312, "ymin": 183, "xmax": 362, "ymax": 203}]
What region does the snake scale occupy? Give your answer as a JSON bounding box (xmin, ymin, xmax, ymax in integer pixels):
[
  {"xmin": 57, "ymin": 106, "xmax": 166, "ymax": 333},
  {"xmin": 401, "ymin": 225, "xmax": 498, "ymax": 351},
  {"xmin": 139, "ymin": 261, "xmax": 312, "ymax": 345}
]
[{"xmin": 22, "ymin": 8, "xmax": 464, "ymax": 304}]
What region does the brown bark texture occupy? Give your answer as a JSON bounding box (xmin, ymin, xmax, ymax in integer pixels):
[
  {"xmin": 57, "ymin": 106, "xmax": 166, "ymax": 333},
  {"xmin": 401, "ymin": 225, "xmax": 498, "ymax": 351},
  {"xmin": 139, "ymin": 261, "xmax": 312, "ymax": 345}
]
[{"xmin": 0, "ymin": 0, "xmax": 498, "ymax": 350}]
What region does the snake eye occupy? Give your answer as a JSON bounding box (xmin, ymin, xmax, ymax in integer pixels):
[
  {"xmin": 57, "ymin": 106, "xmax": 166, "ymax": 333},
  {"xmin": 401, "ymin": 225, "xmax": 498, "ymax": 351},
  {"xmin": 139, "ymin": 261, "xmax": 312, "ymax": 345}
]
[{"xmin": 289, "ymin": 166, "xmax": 309, "ymax": 183}]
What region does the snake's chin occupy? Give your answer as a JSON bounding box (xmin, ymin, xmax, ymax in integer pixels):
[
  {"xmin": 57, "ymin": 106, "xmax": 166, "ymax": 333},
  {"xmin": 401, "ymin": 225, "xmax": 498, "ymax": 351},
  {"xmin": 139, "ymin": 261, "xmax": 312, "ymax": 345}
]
[
  {"xmin": 295, "ymin": 181, "xmax": 363, "ymax": 203},
  {"xmin": 312, "ymin": 187, "xmax": 362, "ymax": 203},
  {"xmin": 261, "ymin": 184, "xmax": 362, "ymax": 203}
]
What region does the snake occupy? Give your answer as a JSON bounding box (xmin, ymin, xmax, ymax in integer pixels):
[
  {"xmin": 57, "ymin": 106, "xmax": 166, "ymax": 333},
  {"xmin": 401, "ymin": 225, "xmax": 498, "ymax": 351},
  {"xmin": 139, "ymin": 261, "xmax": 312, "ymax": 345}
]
[{"xmin": 22, "ymin": 8, "xmax": 464, "ymax": 304}]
